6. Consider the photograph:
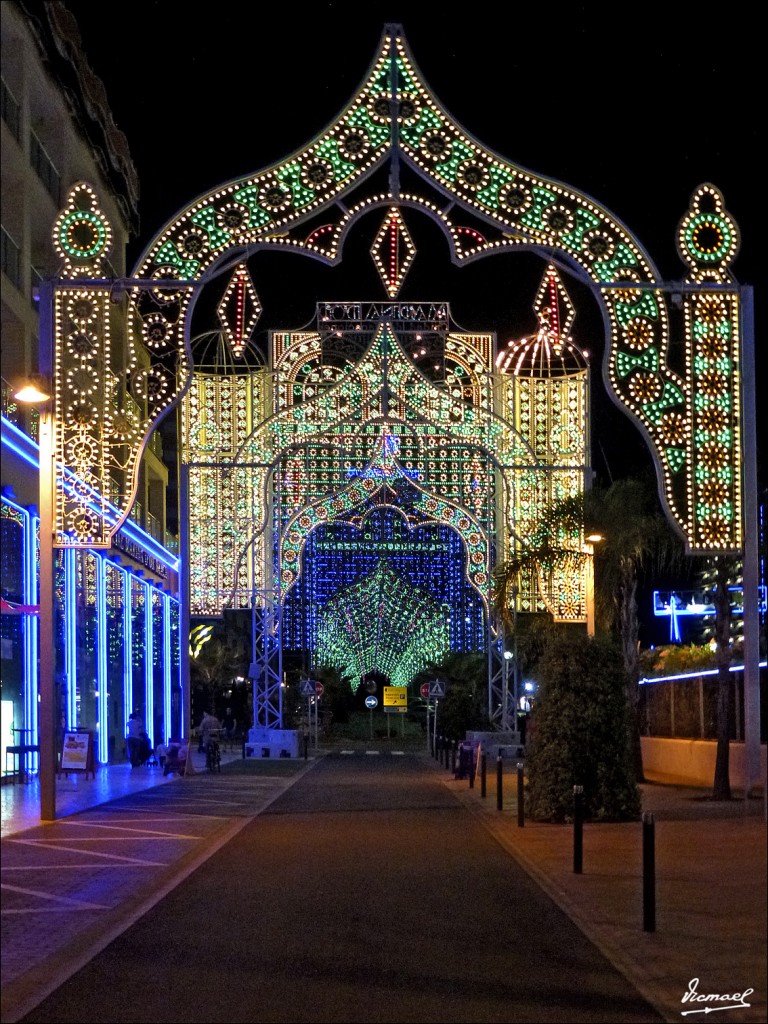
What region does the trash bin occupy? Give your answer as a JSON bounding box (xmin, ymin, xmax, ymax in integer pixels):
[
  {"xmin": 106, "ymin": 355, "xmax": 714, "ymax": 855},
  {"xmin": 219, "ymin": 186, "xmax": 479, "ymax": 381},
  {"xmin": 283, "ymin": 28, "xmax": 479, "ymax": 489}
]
[{"xmin": 455, "ymin": 742, "xmax": 473, "ymax": 780}]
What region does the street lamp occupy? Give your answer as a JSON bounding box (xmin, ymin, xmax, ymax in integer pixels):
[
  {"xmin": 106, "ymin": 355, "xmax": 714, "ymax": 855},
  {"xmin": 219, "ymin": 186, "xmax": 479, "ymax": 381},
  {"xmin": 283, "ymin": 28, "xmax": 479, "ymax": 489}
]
[
  {"xmin": 584, "ymin": 533, "xmax": 604, "ymax": 638},
  {"xmin": 503, "ymin": 649, "xmax": 514, "ymax": 732},
  {"xmin": 14, "ymin": 362, "xmax": 56, "ymax": 821}
]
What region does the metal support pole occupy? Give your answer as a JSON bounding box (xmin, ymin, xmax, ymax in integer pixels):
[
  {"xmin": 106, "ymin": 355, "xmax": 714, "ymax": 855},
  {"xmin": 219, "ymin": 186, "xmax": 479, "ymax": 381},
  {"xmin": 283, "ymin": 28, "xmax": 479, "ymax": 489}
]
[
  {"xmin": 36, "ymin": 280, "xmax": 56, "ymax": 821},
  {"xmin": 739, "ymin": 286, "xmax": 760, "ymax": 797},
  {"xmin": 642, "ymin": 812, "xmax": 656, "ymax": 932},
  {"xmin": 517, "ymin": 762, "xmax": 525, "ymax": 827},
  {"xmin": 573, "ymin": 785, "xmax": 584, "ymax": 874},
  {"xmin": 38, "ymin": 408, "xmax": 56, "ymax": 821}
]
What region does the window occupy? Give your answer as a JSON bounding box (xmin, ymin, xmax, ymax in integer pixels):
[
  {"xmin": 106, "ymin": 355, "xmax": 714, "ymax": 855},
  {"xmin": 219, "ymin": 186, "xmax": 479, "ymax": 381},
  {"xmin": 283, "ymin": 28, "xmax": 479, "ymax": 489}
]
[
  {"xmin": 30, "ymin": 130, "xmax": 60, "ymax": 204},
  {"xmin": 0, "ymin": 77, "xmax": 21, "ymax": 141},
  {"xmin": 0, "ymin": 225, "xmax": 21, "ymax": 289}
]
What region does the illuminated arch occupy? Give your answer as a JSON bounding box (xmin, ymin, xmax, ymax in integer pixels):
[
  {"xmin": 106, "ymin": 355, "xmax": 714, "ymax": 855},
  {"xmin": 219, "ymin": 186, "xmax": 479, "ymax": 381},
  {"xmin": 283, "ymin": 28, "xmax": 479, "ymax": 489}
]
[{"xmin": 50, "ymin": 26, "xmax": 743, "ymax": 560}]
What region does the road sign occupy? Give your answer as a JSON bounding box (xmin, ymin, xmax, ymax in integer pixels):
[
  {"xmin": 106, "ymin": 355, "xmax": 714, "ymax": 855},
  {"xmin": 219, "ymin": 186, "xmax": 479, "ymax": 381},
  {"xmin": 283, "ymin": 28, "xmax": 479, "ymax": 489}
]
[
  {"xmin": 383, "ymin": 686, "xmax": 407, "ymax": 707},
  {"xmin": 314, "ymin": 682, "xmax": 325, "ymax": 698},
  {"xmin": 299, "ymin": 679, "xmax": 317, "ymax": 696},
  {"xmin": 365, "ymin": 695, "xmax": 378, "ymax": 709},
  {"xmin": 428, "ymin": 680, "xmax": 446, "ymax": 698},
  {"xmin": 420, "ymin": 682, "xmax": 430, "ymax": 699},
  {"xmin": 383, "ymin": 706, "xmax": 407, "ymax": 713}
]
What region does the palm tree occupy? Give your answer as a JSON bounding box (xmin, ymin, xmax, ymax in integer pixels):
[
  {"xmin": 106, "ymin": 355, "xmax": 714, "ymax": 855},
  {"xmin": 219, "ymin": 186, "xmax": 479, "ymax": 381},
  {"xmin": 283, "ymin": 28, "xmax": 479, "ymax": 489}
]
[{"xmin": 495, "ymin": 474, "xmax": 684, "ymax": 781}]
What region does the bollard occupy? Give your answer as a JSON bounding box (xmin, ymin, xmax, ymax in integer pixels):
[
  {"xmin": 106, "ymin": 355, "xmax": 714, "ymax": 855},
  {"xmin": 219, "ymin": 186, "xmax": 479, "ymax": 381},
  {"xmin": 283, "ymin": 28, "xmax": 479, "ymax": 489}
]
[
  {"xmin": 495, "ymin": 752, "xmax": 503, "ymax": 810},
  {"xmin": 451, "ymin": 739, "xmax": 457, "ymax": 775},
  {"xmin": 440, "ymin": 736, "xmax": 446, "ymax": 768},
  {"xmin": 480, "ymin": 749, "xmax": 487, "ymax": 798},
  {"xmin": 303, "ymin": 731, "xmax": 309, "ymax": 761},
  {"xmin": 468, "ymin": 746, "xmax": 475, "ymax": 789},
  {"xmin": 517, "ymin": 762, "xmax": 525, "ymax": 827},
  {"xmin": 643, "ymin": 811, "xmax": 656, "ymax": 932},
  {"xmin": 573, "ymin": 785, "xmax": 584, "ymax": 873}
]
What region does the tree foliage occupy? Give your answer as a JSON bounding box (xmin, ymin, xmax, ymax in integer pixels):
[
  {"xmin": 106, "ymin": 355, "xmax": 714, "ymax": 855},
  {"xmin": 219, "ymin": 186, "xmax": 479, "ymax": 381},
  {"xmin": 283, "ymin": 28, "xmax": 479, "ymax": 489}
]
[{"xmin": 525, "ymin": 632, "xmax": 641, "ymax": 822}]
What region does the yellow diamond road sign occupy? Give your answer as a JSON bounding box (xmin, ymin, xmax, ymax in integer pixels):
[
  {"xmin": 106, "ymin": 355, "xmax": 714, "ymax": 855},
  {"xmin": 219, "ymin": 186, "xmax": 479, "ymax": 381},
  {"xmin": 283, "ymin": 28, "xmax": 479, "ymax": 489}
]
[{"xmin": 383, "ymin": 686, "xmax": 408, "ymax": 707}]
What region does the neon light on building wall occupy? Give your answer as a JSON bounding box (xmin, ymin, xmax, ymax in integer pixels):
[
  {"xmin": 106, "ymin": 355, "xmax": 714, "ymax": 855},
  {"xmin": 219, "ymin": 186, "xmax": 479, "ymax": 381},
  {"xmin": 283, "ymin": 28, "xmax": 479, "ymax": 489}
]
[
  {"xmin": 96, "ymin": 554, "xmax": 108, "ymax": 763},
  {"xmin": 144, "ymin": 580, "xmax": 153, "ymax": 749},
  {"xmin": 64, "ymin": 547, "xmax": 77, "ymax": 728},
  {"xmin": 163, "ymin": 592, "xmax": 172, "ymax": 745}
]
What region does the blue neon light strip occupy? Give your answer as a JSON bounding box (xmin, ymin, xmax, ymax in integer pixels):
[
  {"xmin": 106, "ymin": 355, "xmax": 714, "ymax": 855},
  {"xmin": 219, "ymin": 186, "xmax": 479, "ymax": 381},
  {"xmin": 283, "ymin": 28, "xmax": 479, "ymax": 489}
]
[
  {"xmin": 640, "ymin": 661, "xmax": 767, "ymax": 685},
  {"xmin": 96, "ymin": 555, "xmax": 108, "ymax": 763},
  {"xmin": 27, "ymin": 511, "xmax": 39, "ymax": 770},
  {"xmin": 144, "ymin": 581, "xmax": 153, "ymax": 749},
  {"xmin": 1, "ymin": 416, "xmax": 179, "ymax": 573},
  {"xmin": 2, "ymin": 495, "xmax": 38, "ymax": 771},
  {"xmin": 163, "ymin": 593, "xmax": 171, "ymax": 745},
  {"xmin": 122, "ymin": 566, "xmax": 132, "ymax": 729},
  {"xmin": 65, "ymin": 548, "xmax": 77, "ymax": 727}
]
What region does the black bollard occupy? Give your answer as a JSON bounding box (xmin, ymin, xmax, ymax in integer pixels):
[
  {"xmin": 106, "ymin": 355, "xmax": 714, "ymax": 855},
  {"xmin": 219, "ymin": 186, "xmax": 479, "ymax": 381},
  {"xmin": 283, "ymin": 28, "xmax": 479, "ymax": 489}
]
[
  {"xmin": 517, "ymin": 762, "xmax": 525, "ymax": 827},
  {"xmin": 480, "ymin": 749, "xmax": 487, "ymax": 797},
  {"xmin": 643, "ymin": 812, "xmax": 656, "ymax": 932},
  {"xmin": 451, "ymin": 739, "xmax": 457, "ymax": 775},
  {"xmin": 440, "ymin": 736, "xmax": 446, "ymax": 767},
  {"xmin": 496, "ymin": 752, "xmax": 504, "ymax": 810},
  {"xmin": 303, "ymin": 731, "xmax": 309, "ymax": 760},
  {"xmin": 468, "ymin": 745, "xmax": 475, "ymax": 789},
  {"xmin": 573, "ymin": 785, "xmax": 584, "ymax": 874}
]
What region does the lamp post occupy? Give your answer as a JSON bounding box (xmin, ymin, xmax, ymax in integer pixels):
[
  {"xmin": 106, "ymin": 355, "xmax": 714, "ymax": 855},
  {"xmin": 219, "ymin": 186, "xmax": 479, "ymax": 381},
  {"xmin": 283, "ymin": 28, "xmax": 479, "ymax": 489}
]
[
  {"xmin": 14, "ymin": 287, "xmax": 57, "ymax": 820},
  {"xmin": 585, "ymin": 533, "xmax": 603, "ymax": 638}
]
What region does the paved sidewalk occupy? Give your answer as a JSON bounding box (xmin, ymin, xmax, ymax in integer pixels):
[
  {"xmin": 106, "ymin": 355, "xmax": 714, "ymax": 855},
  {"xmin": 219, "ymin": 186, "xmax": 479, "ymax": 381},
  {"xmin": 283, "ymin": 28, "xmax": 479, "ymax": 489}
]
[{"xmin": 434, "ymin": 753, "xmax": 767, "ymax": 1024}]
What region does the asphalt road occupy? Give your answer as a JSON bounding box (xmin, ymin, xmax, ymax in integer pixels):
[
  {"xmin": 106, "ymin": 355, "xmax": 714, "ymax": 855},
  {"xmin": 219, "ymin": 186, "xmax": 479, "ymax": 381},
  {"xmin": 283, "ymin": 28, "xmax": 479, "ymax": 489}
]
[{"xmin": 20, "ymin": 753, "xmax": 664, "ymax": 1023}]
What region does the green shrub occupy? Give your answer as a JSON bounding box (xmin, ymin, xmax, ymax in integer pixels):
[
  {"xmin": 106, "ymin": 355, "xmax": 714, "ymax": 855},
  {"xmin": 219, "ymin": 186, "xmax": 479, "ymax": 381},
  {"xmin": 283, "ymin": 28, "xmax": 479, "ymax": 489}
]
[{"xmin": 525, "ymin": 632, "xmax": 641, "ymax": 822}]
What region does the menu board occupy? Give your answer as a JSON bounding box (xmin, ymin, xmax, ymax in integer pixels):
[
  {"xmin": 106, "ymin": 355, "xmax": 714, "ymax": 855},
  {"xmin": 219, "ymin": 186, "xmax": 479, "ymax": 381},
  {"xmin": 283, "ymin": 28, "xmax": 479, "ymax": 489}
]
[{"xmin": 59, "ymin": 730, "xmax": 95, "ymax": 777}]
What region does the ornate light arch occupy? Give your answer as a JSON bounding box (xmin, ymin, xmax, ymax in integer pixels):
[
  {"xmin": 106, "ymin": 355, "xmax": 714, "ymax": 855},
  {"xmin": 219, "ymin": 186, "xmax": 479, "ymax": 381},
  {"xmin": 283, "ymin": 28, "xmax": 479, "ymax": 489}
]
[{"xmin": 50, "ymin": 25, "xmax": 743, "ymax": 560}]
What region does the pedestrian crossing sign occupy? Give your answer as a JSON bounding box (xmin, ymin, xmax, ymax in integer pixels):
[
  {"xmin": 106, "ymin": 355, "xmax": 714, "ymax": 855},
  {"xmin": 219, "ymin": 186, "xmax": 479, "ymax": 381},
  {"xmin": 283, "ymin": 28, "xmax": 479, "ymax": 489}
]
[{"xmin": 428, "ymin": 680, "xmax": 446, "ymax": 698}]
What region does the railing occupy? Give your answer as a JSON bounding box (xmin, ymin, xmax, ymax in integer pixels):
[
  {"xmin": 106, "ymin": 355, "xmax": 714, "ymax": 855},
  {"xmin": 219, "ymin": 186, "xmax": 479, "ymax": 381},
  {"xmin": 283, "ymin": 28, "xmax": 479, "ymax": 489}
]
[{"xmin": 145, "ymin": 510, "xmax": 164, "ymax": 543}]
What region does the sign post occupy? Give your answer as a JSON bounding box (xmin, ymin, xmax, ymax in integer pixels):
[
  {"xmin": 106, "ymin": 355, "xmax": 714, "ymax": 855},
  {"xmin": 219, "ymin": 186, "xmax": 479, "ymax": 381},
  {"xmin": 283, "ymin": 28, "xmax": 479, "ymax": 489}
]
[
  {"xmin": 428, "ymin": 681, "xmax": 446, "ymax": 756},
  {"xmin": 365, "ymin": 694, "xmax": 378, "ymax": 738}
]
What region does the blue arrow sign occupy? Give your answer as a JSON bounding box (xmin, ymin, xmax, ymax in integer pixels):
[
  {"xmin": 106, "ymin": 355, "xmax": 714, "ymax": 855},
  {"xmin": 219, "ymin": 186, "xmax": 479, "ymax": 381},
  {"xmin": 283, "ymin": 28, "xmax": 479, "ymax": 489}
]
[{"xmin": 365, "ymin": 695, "xmax": 378, "ymax": 709}]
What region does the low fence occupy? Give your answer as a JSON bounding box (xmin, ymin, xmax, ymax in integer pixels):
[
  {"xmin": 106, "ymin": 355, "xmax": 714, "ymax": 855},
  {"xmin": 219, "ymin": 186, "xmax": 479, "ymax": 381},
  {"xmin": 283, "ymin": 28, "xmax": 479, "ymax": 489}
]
[
  {"xmin": 641, "ymin": 736, "xmax": 767, "ymax": 789},
  {"xmin": 638, "ymin": 667, "xmax": 766, "ymax": 741}
]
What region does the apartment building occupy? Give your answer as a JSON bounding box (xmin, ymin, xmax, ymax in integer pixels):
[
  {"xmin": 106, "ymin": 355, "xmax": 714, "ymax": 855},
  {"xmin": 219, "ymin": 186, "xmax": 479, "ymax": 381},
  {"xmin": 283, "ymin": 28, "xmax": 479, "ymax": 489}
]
[{"xmin": 1, "ymin": 1, "xmax": 181, "ymax": 773}]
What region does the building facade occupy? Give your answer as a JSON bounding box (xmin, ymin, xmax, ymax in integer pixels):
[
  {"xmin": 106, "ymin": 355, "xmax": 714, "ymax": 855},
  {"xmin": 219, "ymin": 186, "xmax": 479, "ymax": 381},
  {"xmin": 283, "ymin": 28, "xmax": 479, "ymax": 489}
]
[{"xmin": 1, "ymin": 1, "xmax": 180, "ymax": 774}]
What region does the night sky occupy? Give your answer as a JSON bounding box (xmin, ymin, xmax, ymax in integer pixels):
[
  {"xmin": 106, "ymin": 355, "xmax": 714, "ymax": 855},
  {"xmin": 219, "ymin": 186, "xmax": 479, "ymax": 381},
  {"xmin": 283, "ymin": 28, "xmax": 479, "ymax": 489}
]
[{"xmin": 63, "ymin": 2, "xmax": 763, "ymax": 627}]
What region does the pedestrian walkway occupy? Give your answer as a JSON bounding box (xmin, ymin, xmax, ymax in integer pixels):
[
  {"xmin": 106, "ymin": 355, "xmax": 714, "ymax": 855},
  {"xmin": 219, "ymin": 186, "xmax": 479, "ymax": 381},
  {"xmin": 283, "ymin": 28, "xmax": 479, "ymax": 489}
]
[
  {"xmin": 1, "ymin": 746, "xmax": 766, "ymax": 1023},
  {"xmin": 433, "ymin": 750, "xmax": 766, "ymax": 1024}
]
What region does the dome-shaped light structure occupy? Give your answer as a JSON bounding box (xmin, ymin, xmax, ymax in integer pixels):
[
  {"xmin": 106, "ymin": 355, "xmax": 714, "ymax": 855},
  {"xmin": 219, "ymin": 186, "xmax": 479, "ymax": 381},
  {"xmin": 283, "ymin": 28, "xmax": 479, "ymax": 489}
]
[
  {"xmin": 498, "ymin": 306, "xmax": 589, "ymax": 379},
  {"xmin": 501, "ymin": 265, "xmax": 591, "ymax": 623}
]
